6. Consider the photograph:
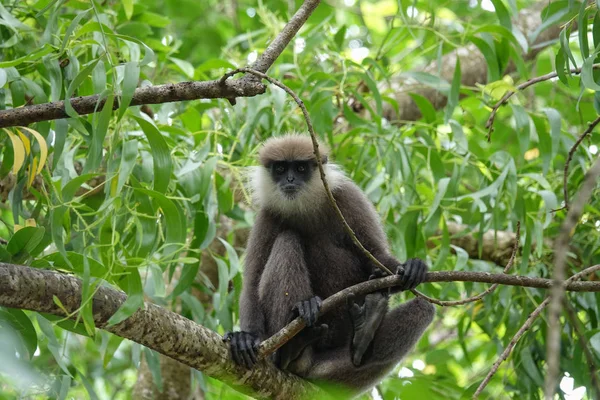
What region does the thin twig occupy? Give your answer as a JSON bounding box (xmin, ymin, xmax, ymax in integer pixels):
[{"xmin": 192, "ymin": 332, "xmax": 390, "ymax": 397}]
[
  {"xmin": 413, "ymin": 222, "xmax": 520, "ymax": 307},
  {"xmin": 220, "ymin": 67, "xmax": 393, "ymax": 276},
  {"xmin": 563, "ymin": 115, "xmax": 600, "ymax": 210},
  {"xmin": 545, "ymin": 156, "xmax": 600, "ymax": 399},
  {"xmin": 259, "ymin": 266, "xmax": 600, "ymax": 357},
  {"xmin": 486, "ymin": 64, "xmax": 600, "ymax": 141},
  {"xmin": 473, "ymin": 264, "xmax": 600, "ymax": 398},
  {"xmin": 563, "ymin": 300, "xmax": 600, "ymax": 398}
]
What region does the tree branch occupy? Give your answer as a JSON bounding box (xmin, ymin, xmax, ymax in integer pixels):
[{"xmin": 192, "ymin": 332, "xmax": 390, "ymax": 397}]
[
  {"xmin": 0, "ymin": 0, "xmax": 322, "ymax": 128},
  {"xmin": 545, "ymin": 156, "xmax": 600, "ymax": 399},
  {"xmin": 0, "ymin": 262, "xmax": 319, "ymax": 400},
  {"xmin": 3, "ymin": 262, "xmax": 600, "ymax": 397},
  {"xmin": 259, "ymin": 265, "xmax": 600, "ymax": 357}
]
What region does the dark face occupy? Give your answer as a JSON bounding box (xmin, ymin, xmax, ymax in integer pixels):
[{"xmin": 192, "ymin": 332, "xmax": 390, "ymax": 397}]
[{"xmin": 269, "ymin": 160, "xmax": 314, "ymax": 199}]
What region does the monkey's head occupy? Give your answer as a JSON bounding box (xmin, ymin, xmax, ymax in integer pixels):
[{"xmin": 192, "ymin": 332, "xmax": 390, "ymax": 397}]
[{"xmin": 249, "ymin": 134, "xmax": 345, "ymax": 215}]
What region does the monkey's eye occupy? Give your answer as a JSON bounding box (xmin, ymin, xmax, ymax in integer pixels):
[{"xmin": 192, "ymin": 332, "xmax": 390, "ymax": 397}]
[
  {"xmin": 274, "ymin": 165, "xmax": 286, "ymax": 174},
  {"xmin": 297, "ymin": 165, "xmax": 306, "ymax": 173}
]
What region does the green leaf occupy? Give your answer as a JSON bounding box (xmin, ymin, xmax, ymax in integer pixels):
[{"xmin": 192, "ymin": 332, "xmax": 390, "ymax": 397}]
[
  {"xmin": 33, "ymin": 251, "xmax": 108, "ymax": 277},
  {"xmin": 107, "ymin": 268, "xmax": 144, "ymax": 326},
  {"xmin": 114, "ymin": 139, "xmax": 138, "ymax": 195},
  {"xmin": 170, "ymin": 263, "xmax": 199, "ymax": 298},
  {"xmin": 218, "ymin": 238, "xmax": 240, "ymax": 279},
  {"xmin": 7, "ymin": 226, "xmax": 45, "ymax": 256},
  {"xmin": 36, "ymin": 315, "xmax": 72, "ymax": 375},
  {"xmin": 143, "ymin": 347, "xmax": 163, "ymax": 391},
  {"xmin": 400, "ymin": 72, "xmax": 450, "ymax": 95},
  {"xmin": 0, "ymin": 68, "xmax": 6, "ymax": 88},
  {"xmin": 170, "ymin": 57, "xmax": 194, "ymax": 79},
  {"xmin": 578, "ymin": 1, "xmax": 590, "ymax": 59},
  {"xmin": 426, "ymin": 177, "xmax": 450, "ymax": 222},
  {"xmin": 409, "ymin": 93, "xmax": 437, "ymax": 123},
  {"xmin": 103, "ymin": 335, "xmax": 124, "ymax": 367},
  {"xmin": 0, "ymin": 44, "xmax": 53, "ymax": 68},
  {"xmin": 469, "ymin": 36, "xmax": 500, "ymax": 82},
  {"xmin": 454, "ymin": 166, "xmax": 509, "ymax": 201},
  {"xmin": 84, "ymin": 94, "xmax": 114, "ymax": 173},
  {"xmin": 118, "ymin": 61, "xmax": 140, "ymax": 121},
  {"xmin": 582, "ymin": 55, "xmax": 600, "ymax": 90},
  {"xmin": 0, "ymin": 309, "xmax": 37, "ymax": 359},
  {"xmin": 64, "ymin": 59, "xmax": 101, "ymax": 118},
  {"xmin": 444, "ymin": 58, "xmax": 461, "ymax": 122},
  {"xmin": 133, "ymin": 116, "xmax": 172, "ymax": 194},
  {"xmin": 491, "ymin": 0, "xmax": 511, "ymax": 30},
  {"xmin": 449, "ymin": 120, "xmax": 468, "ymax": 155},
  {"xmin": 134, "ymin": 188, "xmax": 186, "ymax": 261},
  {"xmin": 334, "ymin": 25, "xmax": 347, "ymax": 49},
  {"xmin": 122, "ymin": 0, "xmax": 133, "ymax": 19},
  {"xmin": 60, "ymin": 9, "xmax": 90, "ymax": 53}
]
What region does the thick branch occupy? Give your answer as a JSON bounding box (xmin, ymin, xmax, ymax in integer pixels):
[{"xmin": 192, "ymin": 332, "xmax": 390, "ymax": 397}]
[
  {"xmin": 0, "ymin": 262, "xmax": 318, "ymax": 400},
  {"xmin": 0, "ymin": 79, "xmax": 265, "ymax": 128}
]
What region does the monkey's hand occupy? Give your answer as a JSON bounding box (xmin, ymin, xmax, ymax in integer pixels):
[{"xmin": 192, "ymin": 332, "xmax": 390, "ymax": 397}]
[
  {"xmin": 292, "ymin": 296, "xmax": 323, "ymax": 327},
  {"xmin": 348, "ymin": 292, "xmax": 388, "ymax": 367},
  {"xmin": 396, "ymin": 258, "xmax": 428, "ymax": 291},
  {"xmin": 223, "ymin": 331, "xmax": 261, "ymax": 369}
]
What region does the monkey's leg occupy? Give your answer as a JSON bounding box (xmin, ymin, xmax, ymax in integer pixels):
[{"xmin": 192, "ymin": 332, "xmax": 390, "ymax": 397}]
[
  {"xmin": 278, "ymin": 324, "xmax": 328, "ymax": 370},
  {"xmin": 306, "ymin": 297, "xmax": 435, "ymax": 394},
  {"xmin": 258, "ymin": 230, "xmax": 314, "ymax": 336}
]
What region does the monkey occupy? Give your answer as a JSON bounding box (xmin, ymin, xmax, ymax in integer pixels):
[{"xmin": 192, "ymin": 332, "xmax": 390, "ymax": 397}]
[{"xmin": 224, "ymin": 134, "xmax": 435, "ymax": 395}]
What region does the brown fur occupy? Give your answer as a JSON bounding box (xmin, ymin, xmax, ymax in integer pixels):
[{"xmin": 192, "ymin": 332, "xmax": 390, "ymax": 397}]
[{"xmin": 258, "ymin": 134, "xmax": 329, "ymax": 166}]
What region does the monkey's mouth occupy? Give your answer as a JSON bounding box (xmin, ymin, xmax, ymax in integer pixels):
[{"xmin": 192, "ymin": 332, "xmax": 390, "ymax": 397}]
[{"xmin": 280, "ymin": 184, "xmax": 301, "ymax": 199}]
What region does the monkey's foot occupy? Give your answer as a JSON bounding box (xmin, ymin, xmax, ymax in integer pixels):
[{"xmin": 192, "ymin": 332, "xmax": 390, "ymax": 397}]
[
  {"xmin": 348, "ymin": 292, "xmax": 388, "ymax": 367},
  {"xmin": 293, "ymin": 296, "xmax": 323, "ymax": 327},
  {"xmin": 223, "ymin": 331, "xmax": 261, "ymax": 369},
  {"xmin": 396, "ymin": 258, "xmax": 428, "ymax": 291}
]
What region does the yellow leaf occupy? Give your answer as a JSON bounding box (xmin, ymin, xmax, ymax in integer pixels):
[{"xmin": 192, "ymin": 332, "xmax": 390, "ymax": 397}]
[
  {"xmin": 16, "ymin": 129, "xmax": 31, "ymax": 155},
  {"xmin": 18, "ymin": 126, "xmax": 48, "ymax": 175},
  {"xmin": 14, "ymin": 224, "xmax": 23, "ymax": 232},
  {"xmin": 524, "ymin": 148, "xmax": 540, "ymax": 161},
  {"xmin": 25, "ymin": 219, "xmax": 36, "ymax": 227},
  {"xmin": 2, "ymin": 128, "xmax": 25, "ymax": 173},
  {"xmin": 28, "ymin": 156, "xmax": 38, "ymax": 187}
]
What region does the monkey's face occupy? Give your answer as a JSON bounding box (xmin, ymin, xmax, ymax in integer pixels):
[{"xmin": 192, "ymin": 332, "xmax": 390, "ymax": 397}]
[{"xmin": 269, "ymin": 160, "xmax": 314, "ymax": 200}]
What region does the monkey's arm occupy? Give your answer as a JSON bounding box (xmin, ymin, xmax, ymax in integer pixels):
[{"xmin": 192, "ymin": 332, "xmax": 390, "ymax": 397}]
[
  {"xmin": 225, "ymin": 211, "xmax": 275, "ymax": 368},
  {"xmin": 334, "ymin": 182, "xmax": 402, "ymax": 272}
]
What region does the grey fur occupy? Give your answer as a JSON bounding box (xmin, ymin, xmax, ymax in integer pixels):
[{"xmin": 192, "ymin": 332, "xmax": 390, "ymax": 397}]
[{"xmin": 238, "ymin": 139, "xmax": 435, "ymax": 395}]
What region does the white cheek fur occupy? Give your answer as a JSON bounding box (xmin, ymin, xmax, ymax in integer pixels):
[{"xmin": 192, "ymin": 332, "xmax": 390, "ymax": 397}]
[{"xmin": 247, "ymin": 163, "xmax": 347, "ymax": 215}]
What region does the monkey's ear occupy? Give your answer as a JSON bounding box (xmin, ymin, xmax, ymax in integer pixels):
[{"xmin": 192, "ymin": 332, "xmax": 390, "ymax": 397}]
[{"xmin": 321, "ymin": 155, "xmax": 328, "ymax": 164}]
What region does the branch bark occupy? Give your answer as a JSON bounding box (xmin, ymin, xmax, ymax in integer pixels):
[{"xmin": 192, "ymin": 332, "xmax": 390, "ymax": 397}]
[
  {"xmin": 0, "ymin": 0, "xmax": 322, "ymax": 128},
  {"xmin": 0, "ymin": 262, "xmax": 319, "ymax": 400}
]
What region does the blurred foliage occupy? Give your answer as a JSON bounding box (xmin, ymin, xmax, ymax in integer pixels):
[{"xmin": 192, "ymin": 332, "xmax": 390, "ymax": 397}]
[{"xmin": 0, "ymin": 0, "xmax": 600, "ymax": 399}]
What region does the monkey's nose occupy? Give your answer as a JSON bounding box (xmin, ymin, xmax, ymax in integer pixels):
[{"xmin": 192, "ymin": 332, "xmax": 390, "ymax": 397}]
[{"xmin": 287, "ymin": 176, "xmax": 295, "ymax": 182}]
